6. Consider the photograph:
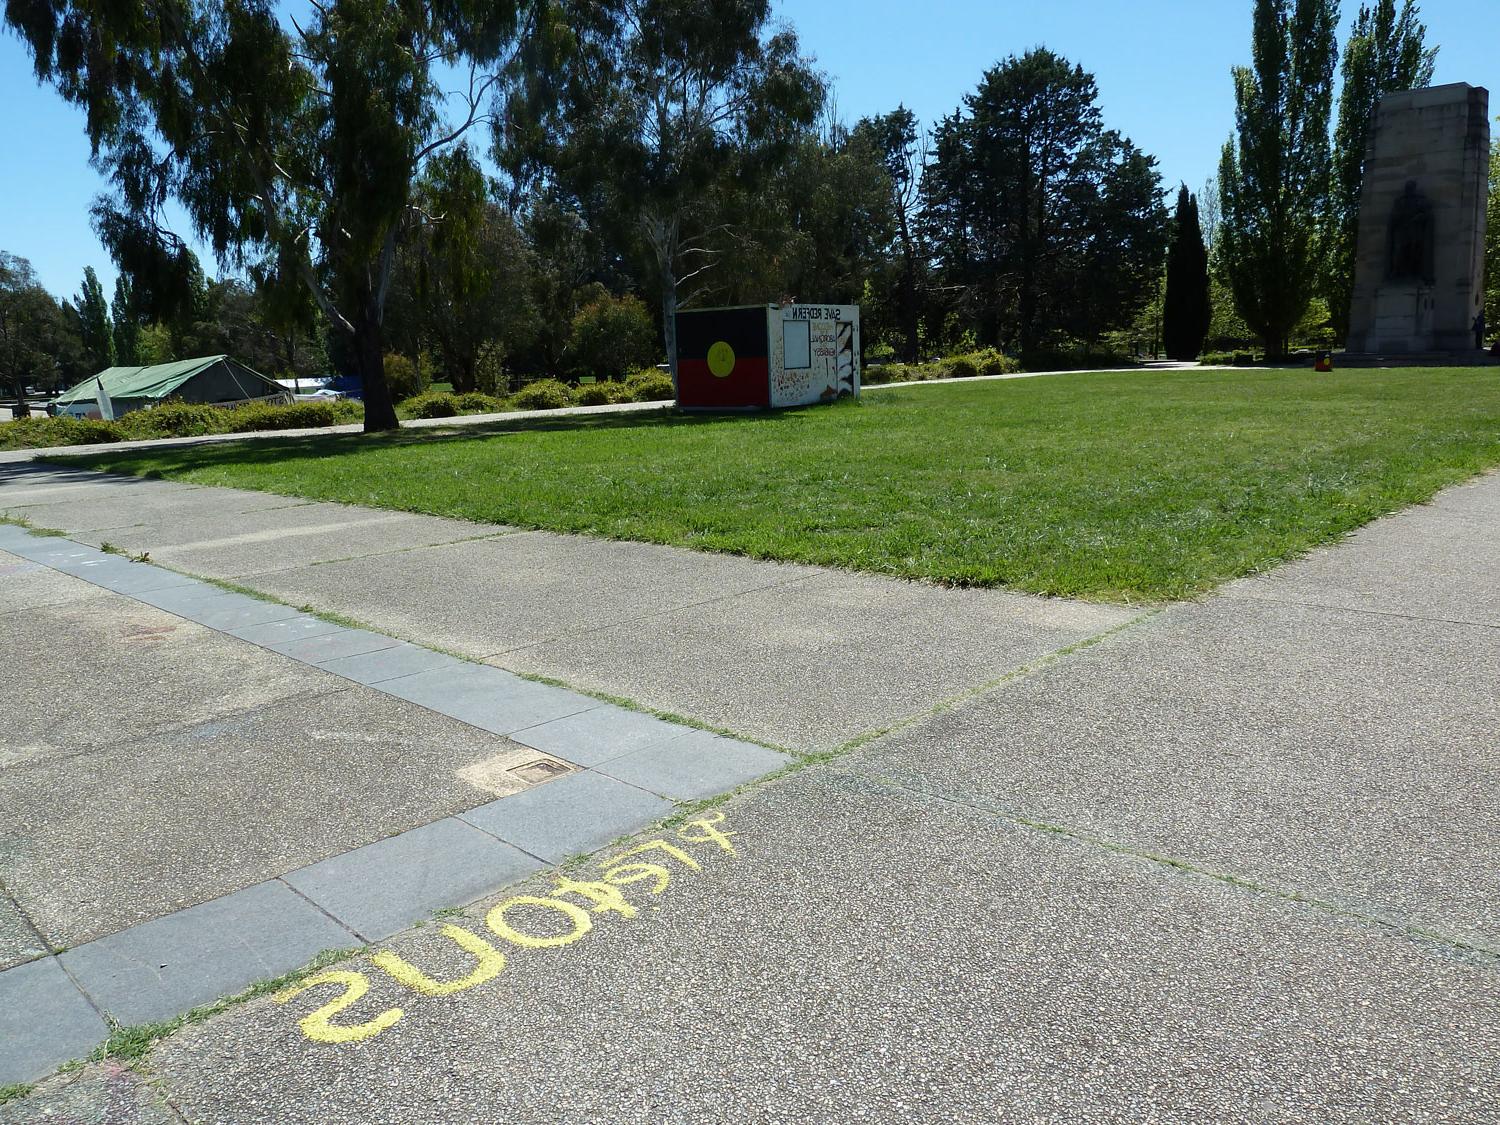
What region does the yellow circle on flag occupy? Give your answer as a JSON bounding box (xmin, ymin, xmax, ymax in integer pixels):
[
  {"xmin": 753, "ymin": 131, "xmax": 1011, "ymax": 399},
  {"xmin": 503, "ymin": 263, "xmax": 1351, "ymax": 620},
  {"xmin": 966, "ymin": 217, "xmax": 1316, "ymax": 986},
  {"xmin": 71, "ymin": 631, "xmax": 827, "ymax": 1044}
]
[{"xmin": 707, "ymin": 341, "xmax": 736, "ymax": 378}]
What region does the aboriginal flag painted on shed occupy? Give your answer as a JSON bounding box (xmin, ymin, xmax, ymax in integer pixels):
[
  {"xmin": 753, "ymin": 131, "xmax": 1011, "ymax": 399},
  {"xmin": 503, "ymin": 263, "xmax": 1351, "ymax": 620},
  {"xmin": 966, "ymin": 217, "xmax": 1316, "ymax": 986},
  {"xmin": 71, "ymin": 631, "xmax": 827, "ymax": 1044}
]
[{"xmin": 676, "ymin": 307, "xmax": 771, "ymax": 409}]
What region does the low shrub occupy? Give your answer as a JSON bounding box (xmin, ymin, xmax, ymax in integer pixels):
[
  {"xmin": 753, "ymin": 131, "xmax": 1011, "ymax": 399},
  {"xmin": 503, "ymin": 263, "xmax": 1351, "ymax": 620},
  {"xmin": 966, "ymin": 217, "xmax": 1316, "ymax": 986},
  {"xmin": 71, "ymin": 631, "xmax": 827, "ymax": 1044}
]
[
  {"xmin": 571, "ymin": 382, "xmax": 616, "ymax": 406},
  {"xmin": 226, "ymin": 399, "xmax": 362, "ymax": 432},
  {"xmin": 0, "ymin": 398, "xmax": 361, "ymax": 450},
  {"xmin": 401, "ymin": 392, "xmax": 461, "ymax": 419},
  {"xmin": 976, "ymin": 348, "xmax": 1021, "ymax": 377},
  {"xmin": 509, "ymin": 378, "xmax": 575, "ymax": 411},
  {"xmin": 454, "ymin": 392, "xmax": 506, "ymax": 414},
  {"xmin": 0, "ymin": 414, "xmax": 123, "ymax": 450},
  {"xmin": 945, "ymin": 355, "xmax": 980, "ymax": 379},
  {"xmin": 623, "ymin": 369, "xmax": 675, "ymax": 402},
  {"xmin": 118, "ymin": 401, "xmax": 222, "ymax": 438}
]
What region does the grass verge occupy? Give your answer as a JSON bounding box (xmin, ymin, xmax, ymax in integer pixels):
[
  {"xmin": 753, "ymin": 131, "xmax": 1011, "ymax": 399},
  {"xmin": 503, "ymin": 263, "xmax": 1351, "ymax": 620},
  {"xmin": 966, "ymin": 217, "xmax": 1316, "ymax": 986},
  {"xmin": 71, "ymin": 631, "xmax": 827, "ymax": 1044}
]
[{"xmin": 46, "ymin": 367, "xmax": 1500, "ymax": 601}]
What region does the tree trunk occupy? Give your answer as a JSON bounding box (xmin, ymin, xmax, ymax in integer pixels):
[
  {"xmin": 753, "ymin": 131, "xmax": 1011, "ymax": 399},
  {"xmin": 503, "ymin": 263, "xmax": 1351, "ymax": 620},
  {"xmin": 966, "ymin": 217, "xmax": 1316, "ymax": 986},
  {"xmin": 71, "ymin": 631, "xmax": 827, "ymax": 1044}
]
[
  {"xmin": 661, "ymin": 284, "xmax": 679, "ymax": 398},
  {"xmin": 355, "ymin": 311, "xmax": 399, "ymax": 432},
  {"xmin": 9, "ymin": 375, "xmax": 31, "ymax": 418}
]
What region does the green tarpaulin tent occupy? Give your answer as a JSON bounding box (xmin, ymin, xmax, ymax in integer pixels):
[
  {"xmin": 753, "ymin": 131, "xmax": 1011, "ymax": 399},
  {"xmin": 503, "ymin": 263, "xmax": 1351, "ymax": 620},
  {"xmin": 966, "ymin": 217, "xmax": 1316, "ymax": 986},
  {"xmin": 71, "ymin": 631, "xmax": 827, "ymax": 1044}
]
[{"xmin": 53, "ymin": 356, "xmax": 291, "ymax": 417}]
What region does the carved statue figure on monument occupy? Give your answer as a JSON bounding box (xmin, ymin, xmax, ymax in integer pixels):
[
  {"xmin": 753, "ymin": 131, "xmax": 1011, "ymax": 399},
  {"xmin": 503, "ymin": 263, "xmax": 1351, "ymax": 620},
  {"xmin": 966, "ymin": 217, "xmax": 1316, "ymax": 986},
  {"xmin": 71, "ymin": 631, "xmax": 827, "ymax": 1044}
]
[{"xmin": 1385, "ymin": 180, "xmax": 1435, "ymax": 283}]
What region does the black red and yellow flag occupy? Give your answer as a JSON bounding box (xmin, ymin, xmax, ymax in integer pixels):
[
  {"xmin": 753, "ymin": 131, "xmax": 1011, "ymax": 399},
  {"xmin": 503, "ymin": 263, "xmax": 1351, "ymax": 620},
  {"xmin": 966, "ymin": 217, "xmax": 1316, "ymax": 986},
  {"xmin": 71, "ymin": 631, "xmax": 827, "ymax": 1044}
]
[{"xmin": 676, "ymin": 308, "xmax": 770, "ymax": 408}]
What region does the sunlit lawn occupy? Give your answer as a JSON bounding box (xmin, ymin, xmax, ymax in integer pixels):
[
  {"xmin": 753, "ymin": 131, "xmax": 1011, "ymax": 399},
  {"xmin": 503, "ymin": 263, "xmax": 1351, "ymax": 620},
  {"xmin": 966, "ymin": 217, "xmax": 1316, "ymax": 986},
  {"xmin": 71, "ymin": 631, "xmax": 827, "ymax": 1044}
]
[{"xmin": 52, "ymin": 367, "xmax": 1500, "ymax": 601}]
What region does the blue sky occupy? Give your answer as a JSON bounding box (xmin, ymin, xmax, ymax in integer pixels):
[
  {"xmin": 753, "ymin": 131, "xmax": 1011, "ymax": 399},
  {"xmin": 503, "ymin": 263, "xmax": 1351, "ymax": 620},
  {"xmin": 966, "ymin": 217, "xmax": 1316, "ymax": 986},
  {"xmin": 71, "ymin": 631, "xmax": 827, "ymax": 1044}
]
[{"xmin": 1, "ymin": 0, "xmax": 1495, "ymax": 300}]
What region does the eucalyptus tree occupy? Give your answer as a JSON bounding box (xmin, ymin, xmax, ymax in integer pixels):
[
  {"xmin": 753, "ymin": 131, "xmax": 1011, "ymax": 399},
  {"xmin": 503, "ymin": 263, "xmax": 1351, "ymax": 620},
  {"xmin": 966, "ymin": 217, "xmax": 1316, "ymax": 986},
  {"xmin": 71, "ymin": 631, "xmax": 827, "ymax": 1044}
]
[
  {"xmin": 507, "ymin": 0, "xmax": 823, "ymax": 386},
  {"xmin": 1217, "ymin": 0, "xmax": 1339, "ymax": 358},
  {"xmin": 405, "ymin": 145, "xmax": 537, "ymax": 392},
  {"xmin": 852, "ymin": 107, "xmax": 926, "ymax": 361},
  {"xmin": 1325, "ymin": 0, "xmax": 1436, "ymax": 337},
  {"xmin": 5, "ymin": 0, "xmax": 555, "ymax": 430}
]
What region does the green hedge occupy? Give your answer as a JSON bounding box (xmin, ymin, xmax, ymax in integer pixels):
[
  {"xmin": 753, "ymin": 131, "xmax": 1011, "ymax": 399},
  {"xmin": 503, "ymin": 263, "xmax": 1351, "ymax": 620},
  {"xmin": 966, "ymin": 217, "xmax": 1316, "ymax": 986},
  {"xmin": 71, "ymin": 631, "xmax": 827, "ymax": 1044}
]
[
  {"xmin": 0, "ymin": 398, "xmax": 363, "ymax": 451},
  {"xmin": 865, "ymin": 349, "xmax": 1022, "ymax": 386}
]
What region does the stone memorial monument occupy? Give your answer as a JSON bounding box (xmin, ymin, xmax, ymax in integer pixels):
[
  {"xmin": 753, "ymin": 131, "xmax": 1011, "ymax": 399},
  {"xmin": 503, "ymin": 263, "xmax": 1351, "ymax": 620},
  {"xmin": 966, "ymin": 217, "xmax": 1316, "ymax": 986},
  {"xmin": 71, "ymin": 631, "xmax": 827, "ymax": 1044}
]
[{"xmin": 1346, "ymin": 83, "xmax": 1490, "ymax": 357}]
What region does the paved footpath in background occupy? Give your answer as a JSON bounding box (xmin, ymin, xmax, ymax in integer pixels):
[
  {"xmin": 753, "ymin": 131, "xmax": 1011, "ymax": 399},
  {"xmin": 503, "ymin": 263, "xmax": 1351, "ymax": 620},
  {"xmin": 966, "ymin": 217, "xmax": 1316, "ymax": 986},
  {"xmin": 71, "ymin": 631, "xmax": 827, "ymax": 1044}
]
[{"xmin": 0, "ymin": 463, "xmax": 1496, "ymax": 1121}]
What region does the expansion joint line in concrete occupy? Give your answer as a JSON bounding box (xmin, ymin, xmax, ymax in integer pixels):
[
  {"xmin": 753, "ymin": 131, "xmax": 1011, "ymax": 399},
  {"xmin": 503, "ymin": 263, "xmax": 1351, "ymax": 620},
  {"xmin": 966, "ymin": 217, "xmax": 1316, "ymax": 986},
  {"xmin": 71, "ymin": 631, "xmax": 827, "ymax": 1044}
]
[
  {"xmin": 851, "ymin": 769, "xmax": 1500, "ymax": 968},
  {"xmin": 1228, "ymin": 591, "xmax": 1500, "ymax": 633}
]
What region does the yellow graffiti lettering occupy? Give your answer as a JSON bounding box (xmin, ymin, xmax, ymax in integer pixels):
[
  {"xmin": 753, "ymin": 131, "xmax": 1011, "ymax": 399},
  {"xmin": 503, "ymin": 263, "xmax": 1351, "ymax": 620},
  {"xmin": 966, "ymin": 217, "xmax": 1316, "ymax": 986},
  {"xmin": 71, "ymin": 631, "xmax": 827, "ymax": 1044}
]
[
  {"xmin": 676, "ymin": 810, "xmax": 737, "ymax": 854},
  {"xmin": 550, "ymin": 876, "xmax": 639, "ymax": 919},
  {"xmin": 609, "ymin": 838, "xmax": 701, "ymax": 871},
  {"xmin": 603, "ymin": 861, "xmax": 672, "ymax": 894},
  {"xmin": 368, "ymin": 925, "xmax": 507, "ymax": 997},
  {"xmin": 486, "ymin": 895, "xmax": 592, "ymax": 949},
  {"xmin": 274, "ymin": 970, "xmax": 403, "ymax": 1044}
]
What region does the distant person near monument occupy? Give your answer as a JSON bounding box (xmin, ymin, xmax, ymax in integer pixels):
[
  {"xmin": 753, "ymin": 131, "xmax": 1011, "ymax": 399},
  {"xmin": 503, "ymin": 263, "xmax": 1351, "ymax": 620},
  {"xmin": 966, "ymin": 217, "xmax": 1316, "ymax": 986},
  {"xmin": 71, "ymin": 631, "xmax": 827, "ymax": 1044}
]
[{"xmin": 1346, "ymin": 84, "xmax": 1490, "ymax": 357}]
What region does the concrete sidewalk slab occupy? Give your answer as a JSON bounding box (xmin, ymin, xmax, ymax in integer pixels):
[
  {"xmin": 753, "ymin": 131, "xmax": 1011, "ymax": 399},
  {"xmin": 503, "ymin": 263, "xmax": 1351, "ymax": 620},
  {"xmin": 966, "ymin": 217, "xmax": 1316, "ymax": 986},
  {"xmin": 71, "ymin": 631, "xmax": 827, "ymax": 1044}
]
[
  {"xmin": 379, "ymin": 662, "xmax": 597, "ymax": 735},
  {"xmin": 498, "ymin": 569, "xmax": 1140, "ymax": 750},
  {"xmin": 241, "ymin": 529, "xmax": 826, "ymax": 656},
  {"xmin": 266, "ymin": 625, "xmax": 403, "ymax": 663},
  {"xmin": 459, "ymin": 770, "xmax": 673, "ymax": 863},
  {"xmin": 0, "ymin": 896, "xmax": 47, "ymax": 972},
  {"xmin": 59, "ymin": 881, "xmax": 357, "ymax": 1026},
  {"xmin": 63, "ymin": 502, "xmax": 506, "ymax": 578},
  {"xmin": 510, "ymin": 704, "xmax": 693, "ymax": 767},
  {"xmin": 0, "ymin": 1063, "xmax": 180, "ymax": 1123},
  {"xmin": 1221, "ymin": 497, "xmax": 1500, "ymax": 627},
  {"xmin": 0, "ymin": 578, "xmax": 318, "ymax": 766},
  {"xmin": 846, "ymin": 594, "xmax": 1500, "ymax": 950},
  {"xmin": 0, "ymin": 958, "xmax": 109, "ymax": 1087},
  {"xmin": 226, "ymin": 614, "xmax": 345, "ymax": 646},
  {"xmin": 282, "ymin": 817, "xmax": 544, "ymax": 942},
  {"xmin": 596, "ymin": 729, "xmax": 791, "ymax": 800},
  {"xmin": 139, "ymin": 768, "xmax": 1500, "ymax": 1122},
  {"xmin": 1, "ymin": 484, "xmax": 309, "ymax": 536},
  {"xmin": 314, "ymin": 642, "xmax": 463, "ymax": 685},
  {"xmin": 1, "ymin": 686, "xmax": 536, "ymax": 948},
  {"xmin": 0, "ymin": 550, "xmax": 116, "ymax": 613}
]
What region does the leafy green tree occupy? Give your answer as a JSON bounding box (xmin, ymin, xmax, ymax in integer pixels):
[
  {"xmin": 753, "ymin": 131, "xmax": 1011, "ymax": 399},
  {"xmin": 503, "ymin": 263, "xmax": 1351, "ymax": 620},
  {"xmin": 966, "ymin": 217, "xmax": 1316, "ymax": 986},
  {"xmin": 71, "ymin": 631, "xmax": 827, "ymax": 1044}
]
[
  {"xmin": 509, "ymin": 0, "xmax": 823, "ymax": 388},
  {"xmin": 75, "ymin": 267, "xmax": 115, "ymax": 371},
  {"xmin": 1325, "ymin": 0, "xmax": 1436, "ymax": 338},
  {"xmin": 7, "ymin": 0, "xmax": 553, "ymax": 431},
  {"xmin": 566, "ymin": 293, "xmax": 658, "ymax": 380},
  {"xmin": 1162, "ymin": 186, "xmax": 1212, "ymax": 360},
  {"xmin": 111, "ymin": 276, "xmax": 141, "ymax": 366},
  {"xmin": 1218, "ymin": 0, "xmax": 1339, "ymax": 358},
  {"xmin": 851, "ymin": 108, "xmax": 926, "ymax": 361},
  {"xmin": 0, "ymin": 253, "xmax": 57, "ymax": 414},
  {"xmin": 404, "ymin": 146, "xmax": 538, "ymax": 393},
  {"xmin": 710, "ymin": 118, "xmax": 896, "ymax": 317},
  {"xmin": 922, "ymin": 49, "xmax": 1166, "ymax": 355}
]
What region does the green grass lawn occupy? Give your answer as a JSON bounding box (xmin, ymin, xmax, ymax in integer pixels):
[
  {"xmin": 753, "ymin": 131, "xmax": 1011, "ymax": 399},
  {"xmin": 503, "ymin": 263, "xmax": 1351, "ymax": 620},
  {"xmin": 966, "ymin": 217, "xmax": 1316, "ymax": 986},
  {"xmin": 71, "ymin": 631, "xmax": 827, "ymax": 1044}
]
[{"xmin": 50, "ymin": 367, "xmax": 1500, "ymax": 602}]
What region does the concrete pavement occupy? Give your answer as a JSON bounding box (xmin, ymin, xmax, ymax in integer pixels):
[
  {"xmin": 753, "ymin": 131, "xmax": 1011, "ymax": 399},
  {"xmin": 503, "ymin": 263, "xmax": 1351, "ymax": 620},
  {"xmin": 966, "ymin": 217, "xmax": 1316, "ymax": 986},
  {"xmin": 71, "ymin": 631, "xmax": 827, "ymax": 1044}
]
[
  {"xmin": 0, "ymin": 462, "xmax": 1138, "ymax": 750},
  {"xmin": 0, "ymin": 462, "xmax": 1496, "ymax": 1120}
]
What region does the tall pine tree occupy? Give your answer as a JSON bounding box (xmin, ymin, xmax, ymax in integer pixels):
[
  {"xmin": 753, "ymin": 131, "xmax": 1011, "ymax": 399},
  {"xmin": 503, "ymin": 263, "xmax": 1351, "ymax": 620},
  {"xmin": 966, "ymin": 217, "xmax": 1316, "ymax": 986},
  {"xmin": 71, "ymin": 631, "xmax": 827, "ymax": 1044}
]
[
  {"xmin": 1325, "ymin": 1, "xmax": 1436, "ymax": 339},
  {"xmin": 75, "ymin": 266, "xmax": 115, "ymax": 372},
  {"xmin": 1218, "ymin": 0, "xmax": 1338, "ymax": 358},
  {"xmin": 1162, "ymin": 186, "xmax": 1212, "ymax": 361}
]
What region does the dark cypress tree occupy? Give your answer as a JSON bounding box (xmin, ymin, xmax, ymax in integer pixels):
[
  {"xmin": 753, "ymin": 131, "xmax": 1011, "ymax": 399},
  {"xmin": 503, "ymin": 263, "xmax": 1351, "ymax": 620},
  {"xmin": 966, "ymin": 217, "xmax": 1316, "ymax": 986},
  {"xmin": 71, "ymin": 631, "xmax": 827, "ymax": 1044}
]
[{"xmin": 1162, "ymin": 186, "xmax": 1212, "ymax": 360}]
